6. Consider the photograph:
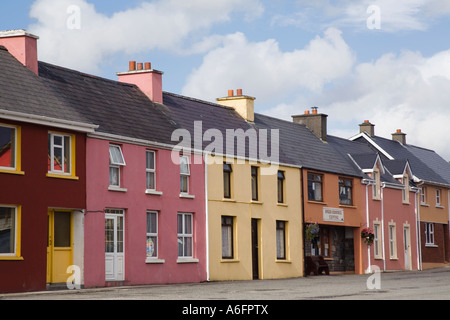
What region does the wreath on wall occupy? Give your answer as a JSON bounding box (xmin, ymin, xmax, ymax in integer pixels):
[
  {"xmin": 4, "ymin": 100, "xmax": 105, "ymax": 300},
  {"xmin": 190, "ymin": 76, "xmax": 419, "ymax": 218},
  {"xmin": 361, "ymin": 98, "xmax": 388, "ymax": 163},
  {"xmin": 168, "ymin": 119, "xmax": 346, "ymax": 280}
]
[
  {"xmin": 305, "ymin": 223, "xmax": 320, "ymax": 241},
  {"xmin": 361, "ymin": 228, "xmax": 374, "ymax": 246}
]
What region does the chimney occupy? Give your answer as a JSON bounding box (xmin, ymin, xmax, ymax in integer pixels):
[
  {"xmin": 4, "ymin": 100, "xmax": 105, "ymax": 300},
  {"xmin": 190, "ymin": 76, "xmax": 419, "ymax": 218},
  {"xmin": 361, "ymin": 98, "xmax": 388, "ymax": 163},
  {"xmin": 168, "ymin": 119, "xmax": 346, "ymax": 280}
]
[
  {"xmin": 0, "ymin": 29, "xmax": 39, "ymax": 75},
  {"xmin": 117, "ymin": 61, "xmax": 163, "ymax": 104},
  {"xmin": 292, "ymin": 107, "xmax": 328, "ymax": 141},
  {"xmin": 392, "ymin": 129, "xmax": 406, "ymax": 144},
  {"xmin": 359, "ymin": 120, "xmax": 375, "ymax": 137},
  {"xmin": 217, "ymin": 89, "xmax": 255, "ymax": 122}
]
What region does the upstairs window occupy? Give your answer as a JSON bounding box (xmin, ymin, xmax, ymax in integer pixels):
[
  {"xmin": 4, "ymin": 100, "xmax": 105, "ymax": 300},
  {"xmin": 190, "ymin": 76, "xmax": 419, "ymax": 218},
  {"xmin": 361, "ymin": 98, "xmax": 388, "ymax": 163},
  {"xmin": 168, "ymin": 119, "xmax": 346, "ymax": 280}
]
[
  {"xmin": 436, "ymin": 189, "xmax": 442, "ymax": 207},
  {"xmin": 109, "ymin": 144, "xmax": 125, "ymax": 187},
  {"xmin": 223, "ymin": 163, "xmax": 233, "ymax": 199},
  {"xmin": 146, "ymin": 150, "xmax": 156, "ymax": 190},
  {"xmin": 420, "ymin": 186, "xmax": 427, "ymax": 205},
  {"xmin": 307, "ymin": 172, "xmax": 323, "ymax": 202},
  {"xmin": 180, "ymin": 156, "xmax": 190, "ymax": 194},
  {"xmin": 402, "ymin": 174, "xmax": 410, "ymax": 204},
  {"xmin": 339, "ymin": 177, "xmax": 353, "ymax": 205},
  {"xmin": 277, "ymin": 171, "xmax": 285, "ymax": 203},
  {"xmin": 0, "ymin": 125, "xmax": 18, "ymax": 170},
  {"xmin": 251, "ymin": 166, "xmax": 259, "ymax": 201},
  {"xmin": 48, "ymin": 132, "xmax": 73, "ymax": 175}
]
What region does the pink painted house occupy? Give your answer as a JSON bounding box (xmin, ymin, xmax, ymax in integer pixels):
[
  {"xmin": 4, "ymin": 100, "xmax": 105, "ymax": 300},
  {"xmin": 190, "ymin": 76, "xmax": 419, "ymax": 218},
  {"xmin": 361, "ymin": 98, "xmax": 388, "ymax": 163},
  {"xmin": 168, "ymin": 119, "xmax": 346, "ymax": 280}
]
[{"xmin": 39, "ymin": 59, "xmax": 207, "ymax": 287}]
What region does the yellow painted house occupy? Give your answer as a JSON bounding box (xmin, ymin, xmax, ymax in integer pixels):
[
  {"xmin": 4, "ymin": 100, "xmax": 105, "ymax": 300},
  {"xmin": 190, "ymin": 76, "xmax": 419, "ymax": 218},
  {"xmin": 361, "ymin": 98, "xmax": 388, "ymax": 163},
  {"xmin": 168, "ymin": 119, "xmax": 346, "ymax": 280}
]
[{"xmin": 206, "ymin": 155, "xmax": 303, "ymax": 280}]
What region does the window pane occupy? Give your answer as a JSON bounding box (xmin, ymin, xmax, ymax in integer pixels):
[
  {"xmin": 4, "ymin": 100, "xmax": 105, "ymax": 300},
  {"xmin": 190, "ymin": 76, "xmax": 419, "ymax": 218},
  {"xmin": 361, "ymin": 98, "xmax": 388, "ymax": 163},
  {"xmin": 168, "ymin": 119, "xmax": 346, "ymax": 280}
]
[
  {"xmin": 0, "ymin": 207, "xmax": 15, "ymax": 254},
  {"xmin": 146, "ymin": 151, "xmax": 155, "ymax": 170},
  {"xmin": 64, "ymin": 136, "xmax": 71, "ymax": 173},
  {"xmin": 146, "ymin": 172, "xmax": 155, "ymax": 190},
  {"xmin": 54, "ymin": 212, "xmax": 71, "ymax": 247},
  {"xmin": 222, "ymin": 216, "xmax": 233, "ymax": 259},
  {"xmin": 116, "ymin": 216, "xmax": 124, "ymax": 253},
  {"xmin": 276, "ymin": 221, "xmax": 286, "ymax": 259},
  {"xmin": 147, "ymin": 212, "xmax": 157, "ymax": 234},
  {"xmin": 177, "ymin": 214, "xmax": 183, "ymax": 234},
  {"xmin": 184, "ymin": 237, "xmax": 192, "ymax": 257},
  {"xmin": 109, "ymin": 145, "xmax": 125, "ymax": 165},
  {"xmin": 0, "ymin": 126, "xmax": 15, "ymax": 168},
  {"xmin": 53, "ymin": 145, "xmax": 63, "ymax": 172},
  {"xmin": 180, "ymin": 156, "xmax": 189, "ymax": 174},
  {"xmin": 180, "ymin": 176, "xmax": 188, "ymax": 193},
  {"xmin": 146, "ymin": 236, "xmax": 157, "ymax": 257},
  {"xmin": 178, "ymin": 237, "xmax": 183, "ymax": 256},
  {"xmin": 223, "ymin": 171, "xmax": 231, "ymax": 198},
  {"xmin": 105, "ymin": 218, "xmax": 114, "ymax": 253},
  {"xmin": 184, "ymin": 214, "xmax": 192, "ymax": 234},
  {"xmin": 109, "ymin": 166, "xmax": 119, "ymax": 186}
]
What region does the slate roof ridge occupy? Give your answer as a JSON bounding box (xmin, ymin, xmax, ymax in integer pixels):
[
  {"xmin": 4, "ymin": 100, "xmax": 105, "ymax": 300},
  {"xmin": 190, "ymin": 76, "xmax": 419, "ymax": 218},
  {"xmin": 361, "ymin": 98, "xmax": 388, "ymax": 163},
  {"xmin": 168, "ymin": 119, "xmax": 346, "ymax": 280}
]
[
  {"xmin": 163, "ymin": 91, "xmax": 235, "ymax": 111},
  {"xmin": 38, "ymin": 60, "xmax": 136, "ymax": 88}
]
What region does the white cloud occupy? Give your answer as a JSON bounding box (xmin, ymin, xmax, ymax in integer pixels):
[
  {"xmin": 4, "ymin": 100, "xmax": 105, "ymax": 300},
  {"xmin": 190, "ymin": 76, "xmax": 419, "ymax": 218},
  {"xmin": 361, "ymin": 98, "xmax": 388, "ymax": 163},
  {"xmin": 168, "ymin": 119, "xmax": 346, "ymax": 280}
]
[
  {"xmin": 273, "ymin": 0, "xmax": 450, "ymax": 32},
  {"xmin": 182, "ymin": 28, "xmax": 355, "ymax": 105},
  {"xmin": 28, "ymin": 0, "xmax": 264, "ymax": 73},
  {"xmin": 263, "ymin": 47, "xmax": 450, "ymax": 160}
]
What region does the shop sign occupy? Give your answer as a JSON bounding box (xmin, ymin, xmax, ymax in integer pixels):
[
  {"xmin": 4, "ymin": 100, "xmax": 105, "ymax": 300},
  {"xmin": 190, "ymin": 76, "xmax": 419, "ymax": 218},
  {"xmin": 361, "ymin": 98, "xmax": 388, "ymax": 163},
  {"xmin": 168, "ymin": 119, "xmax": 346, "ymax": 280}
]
[{"xmin": 323, "ymin": 207, "xmax": 344, "ymax": 222}]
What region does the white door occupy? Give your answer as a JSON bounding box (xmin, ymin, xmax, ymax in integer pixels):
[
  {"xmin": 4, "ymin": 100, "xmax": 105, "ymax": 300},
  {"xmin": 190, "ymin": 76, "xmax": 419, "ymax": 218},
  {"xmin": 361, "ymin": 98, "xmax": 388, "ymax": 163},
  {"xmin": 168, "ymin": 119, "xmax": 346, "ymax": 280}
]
[
  {"xmin": 403, "ymin": 226, "xmax": 411, "ymax": 270},
  {"xmin": 105, "ymin": 211, "xmax": 124, "ymax": 281}
]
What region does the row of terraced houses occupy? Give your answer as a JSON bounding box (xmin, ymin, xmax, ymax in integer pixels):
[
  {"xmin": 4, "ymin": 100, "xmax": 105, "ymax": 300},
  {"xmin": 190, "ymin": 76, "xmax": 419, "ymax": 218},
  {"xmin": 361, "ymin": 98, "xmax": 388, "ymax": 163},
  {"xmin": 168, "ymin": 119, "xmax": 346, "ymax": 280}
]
[{"xmin": 0, "ymin": 30, "xmax": 449, "ymax": 293}]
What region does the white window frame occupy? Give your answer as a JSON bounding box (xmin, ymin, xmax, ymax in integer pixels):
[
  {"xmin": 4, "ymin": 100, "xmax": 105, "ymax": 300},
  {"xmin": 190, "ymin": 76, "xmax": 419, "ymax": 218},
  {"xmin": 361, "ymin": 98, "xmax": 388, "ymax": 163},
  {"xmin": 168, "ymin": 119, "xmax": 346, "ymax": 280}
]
[
  {"xmin": 425, "ymin": 223, "xmax": 435, "ymax": 246},
  {"xmin": 48, "ymin": 132, "xmax": 72, "ymax": 175},
  {"xmin": 373, "ymin": 221, "xmax": 382, "ymax": 259},
  {"xmin": 146, "ymin": 150, "xmax": 156, "ymax": 191},
  {"xmin": 0, "ymin": 205, "xmax": 19, "ymax": 258},
  {"xmin": 436, "ymin": 189, "xmax": 441, "ymax": 207},
  {"xmin": 420, "ymin": 186, "xmax": 427, "ymax": 205},
  {"xmin": 388, "ymin": 222, "xmax": 397, "ymax": 259},
  {"xmin": 180, "ymin": 156, "xmax": 190, "ymax": 195},
  {"xmin": 109, "ymin": 145, "xmax": 126, "ymax": 189},
  {"xmin": 372, "ymin": 168, "xmax": 380, "ymax": 200},
  {"xmin": 177, "ymin": 212, "xmax": 197, "ymax": 262},
  {"xmin": 0, "ymin": 124, "xmax": 17, "ymax": 171},
  {"xmin": 402, "ymin": 174, "xmax": 409, "ymax": 204},
  {"xmin": 145, "ymin": 210, "xmax": 164, "ymax": 263}
]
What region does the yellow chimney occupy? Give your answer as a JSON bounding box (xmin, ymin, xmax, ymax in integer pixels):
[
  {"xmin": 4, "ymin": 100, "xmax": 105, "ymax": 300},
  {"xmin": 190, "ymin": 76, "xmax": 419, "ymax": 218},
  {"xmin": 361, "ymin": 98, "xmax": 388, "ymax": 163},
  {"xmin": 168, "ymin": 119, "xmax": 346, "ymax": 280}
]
[{"xmin": 217, "ymin": 89, "xmax": 255, "ymax": 122}]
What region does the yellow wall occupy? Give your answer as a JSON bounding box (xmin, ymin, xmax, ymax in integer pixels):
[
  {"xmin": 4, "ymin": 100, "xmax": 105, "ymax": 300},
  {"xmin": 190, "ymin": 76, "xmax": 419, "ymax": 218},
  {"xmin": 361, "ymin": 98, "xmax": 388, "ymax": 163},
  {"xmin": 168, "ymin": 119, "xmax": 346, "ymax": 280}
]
[
  {"xmin": 419, "ymin": 184, "xmax": 449, "ymax": 224},
  {"xmin": 207, "ymin": 155, "xmax": 303, "ymax": 280}
]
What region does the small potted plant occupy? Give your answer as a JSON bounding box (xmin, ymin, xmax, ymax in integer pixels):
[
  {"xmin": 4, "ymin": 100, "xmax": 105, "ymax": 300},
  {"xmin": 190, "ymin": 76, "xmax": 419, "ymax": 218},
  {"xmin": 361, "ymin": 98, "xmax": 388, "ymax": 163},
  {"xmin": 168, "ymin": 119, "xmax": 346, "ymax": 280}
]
[
  {"xmin": 305, "ymin": 223, "xmax": 320, "ymax": 241},
  {"xmin": 361, "ymin": 227, "xmax": 374, "ymax": 246}
]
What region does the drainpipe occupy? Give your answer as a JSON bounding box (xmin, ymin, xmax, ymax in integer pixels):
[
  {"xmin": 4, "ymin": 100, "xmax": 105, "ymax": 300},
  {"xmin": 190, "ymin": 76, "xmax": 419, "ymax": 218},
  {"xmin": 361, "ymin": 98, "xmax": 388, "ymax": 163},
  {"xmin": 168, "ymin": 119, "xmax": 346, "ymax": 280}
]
[
  {"xmin": 416, "ymin": 182, "xmax": 423, "ymax": 271},
  {"xmin": 300, "ymin": 167, "xmax": 306, "ymax": 277},
  {"xmin": 204, "ymin": 153, "xmax": 210, "ymax": 281},
  {"xmin": 362, "ymin": 179, "xmax": 371, "ymax": 273},
  {"xmin": 381, "ymin": 182, "xmax": 386, "ymax": 271}
]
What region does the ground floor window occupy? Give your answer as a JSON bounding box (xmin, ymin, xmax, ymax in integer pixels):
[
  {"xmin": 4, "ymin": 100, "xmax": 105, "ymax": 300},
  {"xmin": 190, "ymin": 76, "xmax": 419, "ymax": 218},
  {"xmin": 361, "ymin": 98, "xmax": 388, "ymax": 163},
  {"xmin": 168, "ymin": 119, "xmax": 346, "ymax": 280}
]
[
  {"xmin": 425, "ymin": 223, "xmax": 434, "ymax": 245},
  {"xmin": 276, "ymin": 220, "xmax": 286, "ymax": 260},
  {"xmin": 221, "ymin": 216, "xmax": 234, "ymax": 259},
  {"xmin": 177, "ymin": 213, "xmax": 193, "ymax": 258},
  {"xmin": 0, "ymin": 206, "xmax": 20, "ymax": 258}
]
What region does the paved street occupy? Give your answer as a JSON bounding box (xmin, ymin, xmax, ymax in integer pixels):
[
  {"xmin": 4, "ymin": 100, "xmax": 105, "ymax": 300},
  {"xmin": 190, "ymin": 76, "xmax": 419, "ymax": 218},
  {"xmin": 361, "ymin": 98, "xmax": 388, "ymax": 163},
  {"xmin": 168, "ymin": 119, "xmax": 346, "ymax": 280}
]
[{"xmin": 2, "ymin": 266, "xmax": 450, "ymax": 301}]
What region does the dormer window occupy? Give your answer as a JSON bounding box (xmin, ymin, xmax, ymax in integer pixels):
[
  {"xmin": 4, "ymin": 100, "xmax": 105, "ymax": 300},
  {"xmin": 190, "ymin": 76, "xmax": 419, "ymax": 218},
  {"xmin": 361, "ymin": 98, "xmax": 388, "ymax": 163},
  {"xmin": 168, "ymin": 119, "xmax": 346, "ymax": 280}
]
[
  {"xmin": 402, "ymin": 174, "xmax": 410, "ymax": 204},
  {"xmin": 372, "ymin": 168, "xmax": 380, "ymax": 200}
]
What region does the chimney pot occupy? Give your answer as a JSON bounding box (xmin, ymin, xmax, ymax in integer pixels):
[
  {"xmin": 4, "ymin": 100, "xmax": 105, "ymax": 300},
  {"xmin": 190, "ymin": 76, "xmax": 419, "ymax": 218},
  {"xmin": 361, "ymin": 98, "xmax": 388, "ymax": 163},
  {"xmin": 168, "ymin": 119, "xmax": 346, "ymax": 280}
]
[
  {"xmin": 228, "ymin": 90, "xmax": 234, "ymax": 97},
  {"xmin": 144, "ymin": 62, "xmax": 151, "ymax": 70},
  {"xmin": 137, "ymin": 62, "xmax": 143, "ymax": 70},
  {"xmin": 396, "ymin": 129, "xmax": 402, "ymax": 133},
  {"xmin": 236, "ymin": 89, "xmax": 243, "ymax": 96},
  {"xmin": 304, "ymin": 110, "xmax": 310, "ymax": 115},
  {"xmin": 311, "ymin": 106, "xmax": 318, "ymax": 114},
  {"xmin": 129, "ymin": 61, "xmax": 136, "ymax": 71}
]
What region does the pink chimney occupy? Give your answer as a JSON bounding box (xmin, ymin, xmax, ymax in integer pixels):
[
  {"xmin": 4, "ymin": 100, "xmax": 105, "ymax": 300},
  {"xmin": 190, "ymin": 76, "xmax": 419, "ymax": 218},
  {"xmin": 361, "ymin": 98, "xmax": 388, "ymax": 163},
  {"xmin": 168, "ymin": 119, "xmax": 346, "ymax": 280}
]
[
  {"xmin": 0, "ymin": 29, "xmax": 39, "ymax": 75},
  {"xmin": 117, "ymin": 61, "xmax": 163, "ymax": 104}
]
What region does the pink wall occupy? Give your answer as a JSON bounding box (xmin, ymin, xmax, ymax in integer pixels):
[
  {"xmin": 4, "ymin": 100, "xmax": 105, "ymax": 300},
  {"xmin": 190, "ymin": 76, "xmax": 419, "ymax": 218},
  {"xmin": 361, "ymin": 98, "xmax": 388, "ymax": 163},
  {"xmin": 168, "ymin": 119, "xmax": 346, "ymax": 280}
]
[
  {"xmin": 362, "ymin": 185, "xmax": 419, "ymax": 272},
  {"xmin": 84, "ymin": 138, "xmax": 206, "ymax": 287}
]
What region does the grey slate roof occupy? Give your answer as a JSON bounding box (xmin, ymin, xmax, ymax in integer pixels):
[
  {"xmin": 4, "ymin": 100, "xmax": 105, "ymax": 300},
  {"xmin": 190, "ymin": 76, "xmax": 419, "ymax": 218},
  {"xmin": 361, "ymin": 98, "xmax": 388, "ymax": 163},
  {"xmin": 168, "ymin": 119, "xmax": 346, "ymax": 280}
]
[
  {"xmin": 354, "ymin": 133, "xmax": 450, "ymax": 186},
  {"xmin": 0, "ymin": 45, "xmax": 94, "ymax": 126},
  {"xmin": 38, "ymin": 61, "xmax": 179, "ymax": 145},
  {"xmin": 161, "ymin": 92, "xmax": 363, "ymax": 177}
]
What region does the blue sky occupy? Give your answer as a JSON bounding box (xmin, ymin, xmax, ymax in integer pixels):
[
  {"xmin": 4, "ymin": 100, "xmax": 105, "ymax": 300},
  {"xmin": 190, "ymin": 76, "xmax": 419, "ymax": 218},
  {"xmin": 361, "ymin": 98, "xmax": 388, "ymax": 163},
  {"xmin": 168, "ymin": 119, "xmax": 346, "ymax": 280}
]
[{"xmin": 2, "ymin": 0, "xmax": 450, "ymax": 159}]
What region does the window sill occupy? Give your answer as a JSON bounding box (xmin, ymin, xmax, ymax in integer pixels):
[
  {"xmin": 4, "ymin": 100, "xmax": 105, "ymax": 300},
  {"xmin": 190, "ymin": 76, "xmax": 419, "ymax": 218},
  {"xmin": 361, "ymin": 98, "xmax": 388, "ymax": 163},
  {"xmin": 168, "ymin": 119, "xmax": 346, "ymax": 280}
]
[
  {"xmin": 47, "ymin": 173, "xmax": 79, "ymax": 180},
  {"xmin": 339, "ymin": 204, "xmax": 356, "ymax": 209},
  {"xmin": 0, "ymin": 256, "xmax": 24, "ymax": 261},
  {"xmin": 277, "ymin": 203, "xmax": 288, "ymax": 207},
  {"xmin": 221, "ymin": 258, "xmax": 240, "ymax": 263},
  {"xmin": 307, "ymin": 200, "xmax": 327, "ymax": 205},
  {"xmin": 276, "ymin": 259, "xmax": 291, "ymax": 263},
  {"xmin": 108, "ymin": 186, "xmax": 127, "ymax": 192},
  {"xmin": 145, "ymin": 189, "xmax": 163, "ymax": 196},
  {"xmin": 425, "ymin": 244, "xmax": 438, "ymax": 248},
  {"xmin": 251, "ymin": 200, "xmax": 263, "ymax": 205},
  {"xmin": 0, "ymin": 168, "xmax": 25, "ymax": 175},
  {"xmin": 179, "ymin": 193, "xmax": 195, "ymax": 199},
  {"xmin": 436, "ymin": 205, "xmax": 445, "ymax": 209},
  {"xmin": 402, "ymin": 201, "xmax": 410, "ymax": 205},
  {"xmin": 177, "ymin": 257, "xmax": 199, "ymax": 264},
  {"xmin": 145, "ymin": 258, "xmax": 165, "ymax": 264},
  {"xmin": 420, "ymin": 203, "xmax": 429, "ymax": 207},
  {"xmin": 222, "ymin": 198, "xmax": 236, "ymax": 202}
]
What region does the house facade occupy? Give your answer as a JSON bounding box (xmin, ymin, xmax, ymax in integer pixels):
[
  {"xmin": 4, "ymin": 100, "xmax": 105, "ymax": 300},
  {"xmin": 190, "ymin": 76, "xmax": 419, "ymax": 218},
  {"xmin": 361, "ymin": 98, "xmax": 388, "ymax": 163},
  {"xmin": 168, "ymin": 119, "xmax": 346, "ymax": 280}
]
[
  {"xmin": 351, "ymin": 121, "xmax": 449, "ymax": 269},
  {"xmin": 0, "ymin": 30, "xmax": 97, "ymax": 293}
]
